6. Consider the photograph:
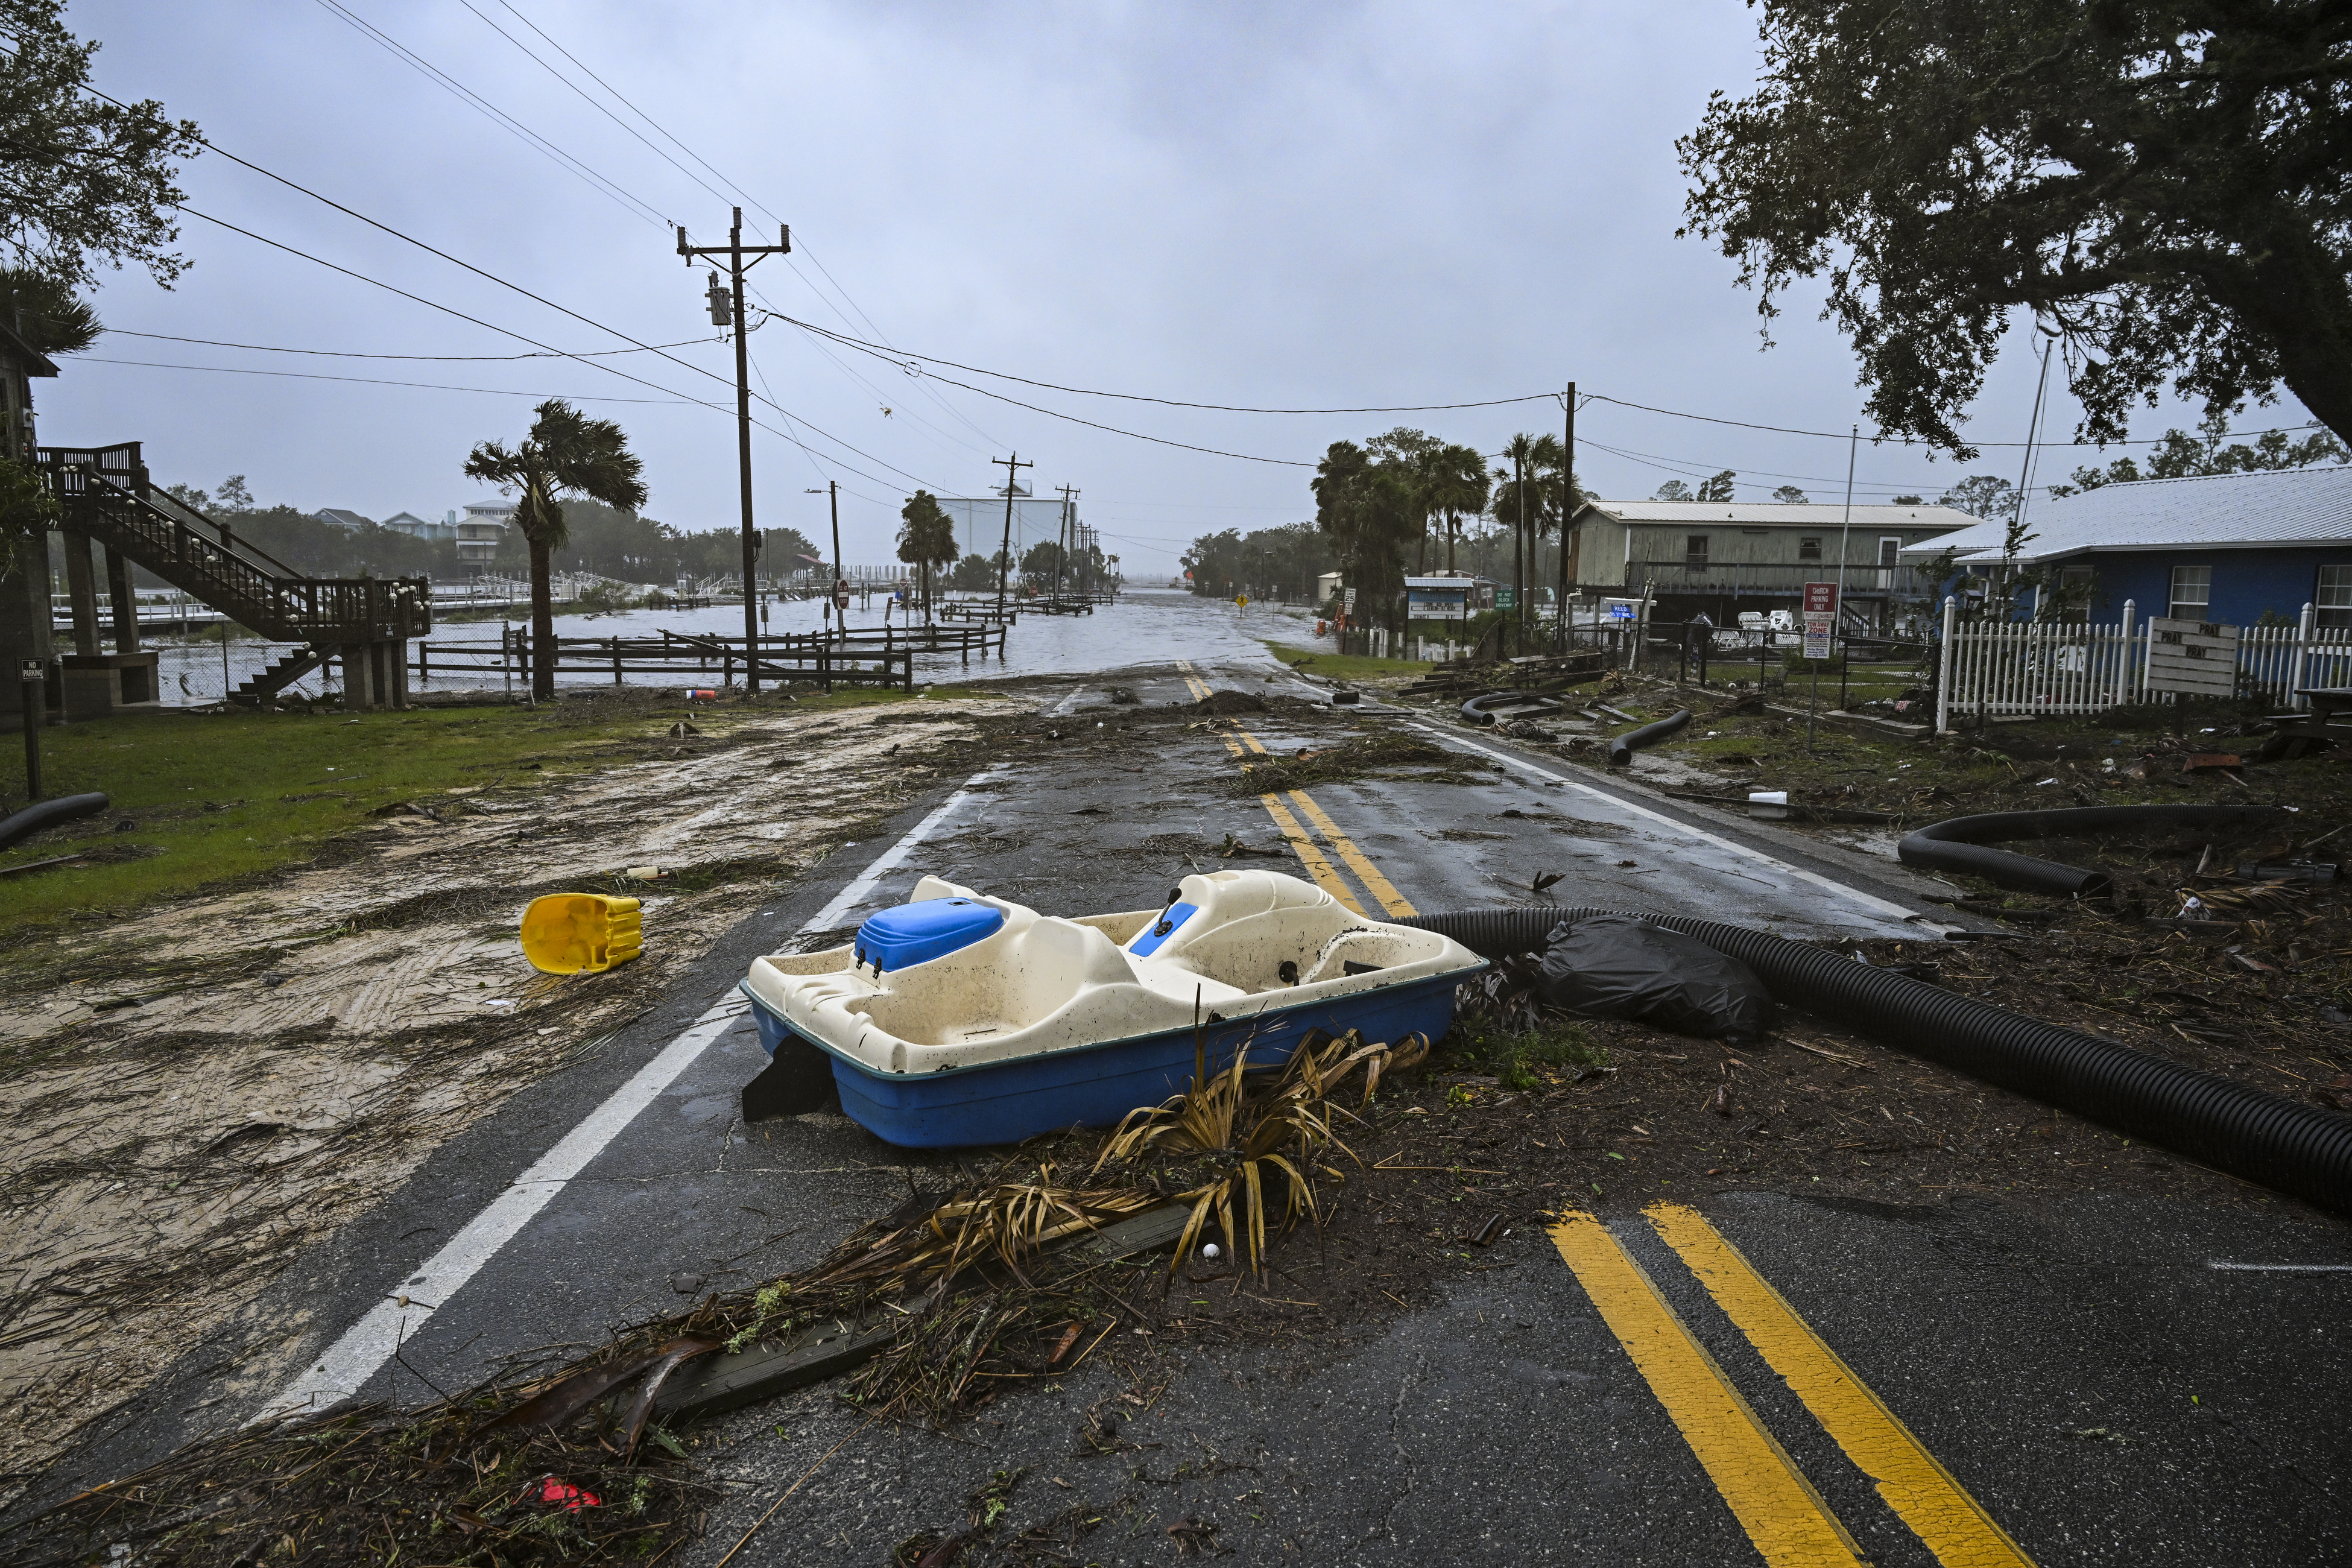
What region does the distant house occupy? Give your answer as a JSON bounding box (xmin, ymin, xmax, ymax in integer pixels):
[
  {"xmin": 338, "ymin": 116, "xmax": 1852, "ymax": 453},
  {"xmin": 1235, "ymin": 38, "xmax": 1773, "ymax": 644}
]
[
  {"xmin": 455, "ymin": 500, "xmax": 515, "ymax": 569},
  {"xmin": 1567, "ymin": 499, "xmax": 1981, "ymax": 629},
  {"xmin": 315, "ymin": 508, "xmax": 374, "ymax": 531},
  {"xmin": 378, "ymin": 510, "xmax": 456, "ymax": 542},
  {"xmin": 1897, "ymin": 466, "xmax": 2352, "ymax": 627}
]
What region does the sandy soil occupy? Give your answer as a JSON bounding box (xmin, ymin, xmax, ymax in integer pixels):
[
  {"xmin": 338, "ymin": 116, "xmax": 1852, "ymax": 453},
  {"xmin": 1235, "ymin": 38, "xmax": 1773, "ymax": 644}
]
[{"xmin": 0, "ymin": 692, "xmax": 1026, "ymax": 1494}]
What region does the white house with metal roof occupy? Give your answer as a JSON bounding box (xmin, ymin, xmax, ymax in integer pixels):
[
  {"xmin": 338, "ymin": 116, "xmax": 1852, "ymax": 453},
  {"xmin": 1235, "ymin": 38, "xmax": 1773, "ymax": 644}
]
[{"xmin": 1897, "ymin": 465, "xmax": 2352, "ymax": 627}]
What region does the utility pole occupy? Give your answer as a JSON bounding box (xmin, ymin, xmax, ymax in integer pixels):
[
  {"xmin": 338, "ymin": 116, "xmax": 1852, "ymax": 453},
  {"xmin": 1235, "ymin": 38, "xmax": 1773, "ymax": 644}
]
[
  {"xmin": 678, "ymin": 207, "xmax": 789, "ymax": 691},
  {"xmin": 808, "ymin": 482, "xmax": 844, "ymax": 639},
  {"xmin": 1056, "ymin": 484, "xmax": 1080, "ymax": 601},
  {"xmin": 1557, "ymin": 381, "xmax": 1576, "ymax": 653},
  {"xmin": 991, "ymin": 453, "xmax": 1032, "ymax": 613}
]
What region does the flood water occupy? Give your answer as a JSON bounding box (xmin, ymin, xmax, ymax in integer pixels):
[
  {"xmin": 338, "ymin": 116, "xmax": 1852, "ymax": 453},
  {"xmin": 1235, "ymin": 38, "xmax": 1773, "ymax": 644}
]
[{"xmin": 150, "ymin": 589, "xmax": 1316, "ymax": 705}]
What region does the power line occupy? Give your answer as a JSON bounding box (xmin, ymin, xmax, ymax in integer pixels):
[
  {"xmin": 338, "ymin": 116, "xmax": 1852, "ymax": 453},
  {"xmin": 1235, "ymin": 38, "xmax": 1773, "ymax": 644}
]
[
  {"xmin": 492, "ymin": 0, "xmax": 783, "ymax": 230},
  {"xmin": 784, "ymin": 313, "xmax": 1555, "ymax": 415},
  {"xmin": 454, "ymin": 0, "xmax": 738, "ymax": 215},
  {"xmin": 79, "ymin": 355, "xmax": 698, "ymax": 403},
  {"xmin": 101, "ymin": 327, "xmax": 718, "ymax": 361},
  {"xmin": 174, "ymin": 207, "xmax": 928, "ymax": 495},
  {"xmin": 1584, "ymin": 391, "xmax": 2330, "ymax": 450},
  {"xmin": 1578, "ymin": 435, "xmax": 1959, "ymax": 498},
  {"xmin": 309, "ymin": 0, "xmax": 668, "ymax": 228}
]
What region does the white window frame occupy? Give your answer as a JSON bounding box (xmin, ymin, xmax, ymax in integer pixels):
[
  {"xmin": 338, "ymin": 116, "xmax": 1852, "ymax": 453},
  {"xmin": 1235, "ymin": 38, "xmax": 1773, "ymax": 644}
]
[
  {"xmin": 2169, "ymin": 563, "xmax": 2212, "ymax": 621},
  {"xmin": 2318, "ymin": 564, "xmax": 2352, "ymax": 630}
]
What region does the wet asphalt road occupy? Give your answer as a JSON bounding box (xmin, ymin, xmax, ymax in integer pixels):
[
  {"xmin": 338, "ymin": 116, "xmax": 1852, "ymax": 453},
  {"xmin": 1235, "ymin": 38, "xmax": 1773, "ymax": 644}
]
[{"xmin": 41, "ymin": 649, "xmax": 2352, "ymax": 1566}]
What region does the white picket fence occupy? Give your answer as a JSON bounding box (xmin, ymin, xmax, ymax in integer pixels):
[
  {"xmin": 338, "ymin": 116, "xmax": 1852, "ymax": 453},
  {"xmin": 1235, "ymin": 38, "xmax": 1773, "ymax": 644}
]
[{"xmin": 1935, "ymin": 599, "xmax": 2352, "ymax": 730}]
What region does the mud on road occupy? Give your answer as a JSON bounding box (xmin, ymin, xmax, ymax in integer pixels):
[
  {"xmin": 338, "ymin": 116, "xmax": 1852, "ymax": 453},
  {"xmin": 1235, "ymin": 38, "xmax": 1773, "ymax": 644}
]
[{"xmin": 0, "ymin": 690, "xmax": 1025, "ymax": 1493}]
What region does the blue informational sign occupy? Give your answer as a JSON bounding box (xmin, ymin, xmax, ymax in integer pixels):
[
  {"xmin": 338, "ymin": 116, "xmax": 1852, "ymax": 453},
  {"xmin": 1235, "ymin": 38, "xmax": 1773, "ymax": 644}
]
[{"xmin": 1608, "ymin": 604, "xmax": 1635, "ymax": 621}]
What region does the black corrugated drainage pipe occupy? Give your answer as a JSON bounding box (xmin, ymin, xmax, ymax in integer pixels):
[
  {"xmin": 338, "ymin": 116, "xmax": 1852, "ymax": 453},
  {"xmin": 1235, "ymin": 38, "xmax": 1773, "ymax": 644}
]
[
  {"xmin": 0, "ymin": 792, "xmax": 109, "ymax": 852},
  {"xmin": 1402, "ymin": 904, "xmax": 2352, "ymax": 1215},
  {"xmin": 1898, "ymin": 805, "xmax": 2292, "ymax": 897},
  {"xmin": 1459, "ymin": 691, "xmax": 1522, "ymax": 726},
  {"xmin": 1608, "ymin": 708, "xmax": 1691, "ymax": 767}
]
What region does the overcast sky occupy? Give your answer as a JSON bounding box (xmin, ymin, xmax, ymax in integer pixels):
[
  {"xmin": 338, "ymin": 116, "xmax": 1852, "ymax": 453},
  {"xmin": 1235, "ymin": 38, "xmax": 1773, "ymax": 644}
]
[{"xmin": 54, "ymin": 0, "xmax": 2315, "ymax": 577}]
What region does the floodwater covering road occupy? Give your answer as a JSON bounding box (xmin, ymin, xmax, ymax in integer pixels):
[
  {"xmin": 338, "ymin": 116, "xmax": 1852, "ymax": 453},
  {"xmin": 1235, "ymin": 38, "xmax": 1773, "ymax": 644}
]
[
  {"xmin": 152, "ymin": 584, "xmax": 1309, "ymax": 704},
  {"xmin": 22, "ymin": 595, "xmax": 2351, "ymax": 1567}
]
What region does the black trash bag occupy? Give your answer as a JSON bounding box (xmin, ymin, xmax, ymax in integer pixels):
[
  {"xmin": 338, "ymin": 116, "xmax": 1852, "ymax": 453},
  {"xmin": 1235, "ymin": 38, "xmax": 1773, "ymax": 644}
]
[{"xmin": 1533, "ymin": 915, "xmax": 1778, "ymax": 1043}]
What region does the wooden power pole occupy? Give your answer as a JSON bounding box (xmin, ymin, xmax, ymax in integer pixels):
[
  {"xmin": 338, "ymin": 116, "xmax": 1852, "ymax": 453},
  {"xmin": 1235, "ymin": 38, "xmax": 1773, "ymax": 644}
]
[
  {"xmin": 1056, "ymin": 484, "xmax": 1080, "ymax": 599},
  {"xmin": 678, "ymin": 207, "xmax": 789, "ymax": 691},
  {"xmin": 1557, "ymin": 380, "xmax": 1576, "ymax": 653},
  {"xmin": 991, "ymin": 453, "xmax": 1033, "ymax": 613}
]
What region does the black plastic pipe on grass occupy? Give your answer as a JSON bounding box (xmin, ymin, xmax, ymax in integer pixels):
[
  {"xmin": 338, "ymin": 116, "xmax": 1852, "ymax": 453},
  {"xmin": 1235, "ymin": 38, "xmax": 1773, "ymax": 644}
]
[
  {"xmin": 1897, "ymin": 804, "xmax": 2294, "ymax": 897},
  {"xmin": 1402, "ymin": 903, "xmax": 2352, "ymax": 1215},
  {"xmin": 1608, "ymin": 707, "xmax": 1692, "ymax": 766},
  {"xmin": 0, "ymin": 791, "xmax": 109, "ymax": 852}
]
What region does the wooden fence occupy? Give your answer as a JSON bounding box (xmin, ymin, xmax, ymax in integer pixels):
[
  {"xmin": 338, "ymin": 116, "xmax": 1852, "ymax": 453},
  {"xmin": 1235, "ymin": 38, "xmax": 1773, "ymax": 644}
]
[{"xmin": 411, "ymin": 622, "xmax": 1007, "ymax": 695}]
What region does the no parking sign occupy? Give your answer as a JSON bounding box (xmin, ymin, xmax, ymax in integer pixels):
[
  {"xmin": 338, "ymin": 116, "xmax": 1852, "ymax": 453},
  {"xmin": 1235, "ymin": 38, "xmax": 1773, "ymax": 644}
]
[{"xmin": 1802, "ymin": 582, "xmax": 1837, "ymax": 660}]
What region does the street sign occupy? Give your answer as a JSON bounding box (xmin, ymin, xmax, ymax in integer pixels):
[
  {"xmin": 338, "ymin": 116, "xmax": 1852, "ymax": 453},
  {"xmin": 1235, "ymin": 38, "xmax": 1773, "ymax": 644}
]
[
  {"xmin": 1803, "ymin": 581, "xmax": 1838, "ymax": 615},
  {"xmin": 1494, "ymin": 587, "xmax": 1516, "ymax": 610},
  {"xmin": 1803, "ymin": 616, "xmax": 1833, "ymax": 660},
  {"xmin": 2143, "ymin": 617, "xmax": 2240, "ymax": 698},
  {"xmin": 1343, "ymin": 587, "xmax": 1358, "ymax": 609},
  {"xmin": 1608, "ymin": 604, "xmax": 1634, "ymax": 621}
]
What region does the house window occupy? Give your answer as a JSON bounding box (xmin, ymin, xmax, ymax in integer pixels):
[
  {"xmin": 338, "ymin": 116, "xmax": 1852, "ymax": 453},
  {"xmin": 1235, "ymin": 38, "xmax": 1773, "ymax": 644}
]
[
  {"xmin": 1684, "ymin": 534, "xmax": 1709, "ymax": 575},
  {"xmin": 2168, "ymin": 564, "xmax": 2211, "ymax": 621},
  {"xmin": 1878, "ymin": 537, "xmax": 1902, "ymax": 570},
  {"xmin": 2318, "ymin": 565, "xmax": 2352, "ymax": 629},
  {"xmin": 1798, "ymin": 537, "xmax": 1821, "ymax": 561}
]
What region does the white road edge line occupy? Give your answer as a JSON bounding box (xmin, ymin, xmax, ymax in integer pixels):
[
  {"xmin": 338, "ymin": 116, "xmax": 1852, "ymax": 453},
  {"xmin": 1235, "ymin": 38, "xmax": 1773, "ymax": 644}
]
[
  {"xmin": 255, "ymin": 767, "xmax": 1002, "ymax": 1421},
  {"xmin": 2208, "ymin": 1261, "xmax": 2352, "ymax": 1272},
  {"xmin": 1409, "ymin": 722, "xmax": 1934, "ymax": 927}
]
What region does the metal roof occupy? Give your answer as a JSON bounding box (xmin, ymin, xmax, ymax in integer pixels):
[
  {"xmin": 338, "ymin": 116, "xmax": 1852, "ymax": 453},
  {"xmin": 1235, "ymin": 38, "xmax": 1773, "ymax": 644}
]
[
  {"xmin": 1896, "ymin": 464, "xmax": 2352, "ymax": 563},
  {"xmin": 1576, "ymin": 499, "xmax": 1982, "ymax": 530}
]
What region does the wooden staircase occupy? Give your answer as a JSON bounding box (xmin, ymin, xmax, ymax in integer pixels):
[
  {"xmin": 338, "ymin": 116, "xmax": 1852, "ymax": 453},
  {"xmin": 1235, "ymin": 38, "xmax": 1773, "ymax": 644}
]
[{"xmin": 40, "ymin": 441, "xmax": 431, "ymax": 707}]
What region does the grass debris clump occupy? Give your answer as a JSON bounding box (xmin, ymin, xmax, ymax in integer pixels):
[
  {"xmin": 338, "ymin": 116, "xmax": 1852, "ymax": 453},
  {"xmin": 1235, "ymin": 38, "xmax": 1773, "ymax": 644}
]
[{"xmin": 1225, "ymin": 727, "xmax": 1492, "ymax": 795}]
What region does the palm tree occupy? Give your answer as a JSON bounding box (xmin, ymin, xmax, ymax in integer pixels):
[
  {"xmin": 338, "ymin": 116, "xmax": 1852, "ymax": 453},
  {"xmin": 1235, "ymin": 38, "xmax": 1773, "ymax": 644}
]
[
  {"xmin": 464, "ymin": 399, "xmax": 647, "ymax": 700},
  {"xmin": 1424, "ymin": 443, "xmax": 1490, "ymax": 576},
  {"xmin": 1493, "ymin": 433, "xmax": 1565, "ymax": 643},
  {"xmin": 897, "ymin": 490, "xmax": 959, "ymax": 619}
]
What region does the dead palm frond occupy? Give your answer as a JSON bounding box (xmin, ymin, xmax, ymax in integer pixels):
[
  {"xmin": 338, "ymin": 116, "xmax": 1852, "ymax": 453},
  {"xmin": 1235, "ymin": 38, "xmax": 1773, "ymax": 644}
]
[
  {"xmin": 1094, "ymin": 1024, "xmax": 1429, "ymax": 1276},
  {"xmin": 810, "ymin": 1165, "xmax": 1161, "ymax": 1295}
]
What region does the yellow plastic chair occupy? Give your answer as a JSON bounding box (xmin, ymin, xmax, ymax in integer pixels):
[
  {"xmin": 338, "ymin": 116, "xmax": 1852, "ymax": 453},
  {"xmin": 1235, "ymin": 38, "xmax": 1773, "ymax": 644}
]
[{"xmin": 520, "ymin": 893, "xmax": 643, "ymax": 975}]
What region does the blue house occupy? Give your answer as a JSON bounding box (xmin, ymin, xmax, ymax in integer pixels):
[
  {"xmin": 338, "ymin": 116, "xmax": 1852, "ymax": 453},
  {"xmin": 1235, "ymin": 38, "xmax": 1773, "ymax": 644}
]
[{"xmin": 1901, "ymin": 465, "xmax": 2352, "ymax": 627}]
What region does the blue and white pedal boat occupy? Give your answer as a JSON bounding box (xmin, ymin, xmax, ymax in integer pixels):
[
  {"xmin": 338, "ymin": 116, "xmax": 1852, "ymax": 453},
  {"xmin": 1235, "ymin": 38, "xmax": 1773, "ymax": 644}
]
[{"xmin": 738, "ymin": 868, "xmax": 1485, "ymax": 1148}]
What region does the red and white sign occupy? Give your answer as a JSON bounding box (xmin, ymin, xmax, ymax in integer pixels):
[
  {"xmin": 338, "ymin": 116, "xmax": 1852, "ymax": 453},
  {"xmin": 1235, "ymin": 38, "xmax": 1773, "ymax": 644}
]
[{"xmin": 1802, "ymin": 581, "xmax": 1839, "ymax": 615}]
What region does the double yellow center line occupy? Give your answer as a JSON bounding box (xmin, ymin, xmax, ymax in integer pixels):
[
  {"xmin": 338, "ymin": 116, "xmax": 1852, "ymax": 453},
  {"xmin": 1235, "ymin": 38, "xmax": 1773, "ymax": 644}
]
[
  {"xmin": 1549, "ymin": 1205, "xmax": 2035, "ymax": 1567},
  {"xmin": 1178, "ymin": 661, "xmax": 1412, "ymax": 919}
]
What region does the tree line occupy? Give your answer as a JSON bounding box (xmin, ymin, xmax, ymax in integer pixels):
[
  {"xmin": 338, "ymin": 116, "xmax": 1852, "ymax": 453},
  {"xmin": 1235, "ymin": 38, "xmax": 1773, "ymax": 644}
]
[
  {"xmin": 142, "ymin": 475, "xmax": 818, "ymax": 588},
  {"xmin": 1180, "ymin": 426, "xmax": 1580, "ymax": 630}
]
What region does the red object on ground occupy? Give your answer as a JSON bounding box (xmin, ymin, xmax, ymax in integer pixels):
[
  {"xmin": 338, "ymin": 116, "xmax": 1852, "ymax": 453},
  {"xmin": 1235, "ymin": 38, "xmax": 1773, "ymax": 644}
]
[
  {"xmin": 537, "ymin": 1479, "xmax": 601, "ymax": 1511},
  {"xmin": 684, "ymin": 689, "xmax": 718, "ymax": 701},
  {"xmin": 2181, "ymin": 753, "xmax": 2243, "ymax": 773}
]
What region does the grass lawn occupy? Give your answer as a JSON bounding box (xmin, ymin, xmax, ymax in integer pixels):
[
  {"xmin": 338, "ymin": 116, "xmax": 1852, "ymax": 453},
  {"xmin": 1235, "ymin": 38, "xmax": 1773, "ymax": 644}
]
[
  {"xmin": 1262, "ymin": 639, "xmax": 1432, "ymax": 682},
  {"xmin": 0, "ymin": 686, "xmax": 928, "ymax": 932}
]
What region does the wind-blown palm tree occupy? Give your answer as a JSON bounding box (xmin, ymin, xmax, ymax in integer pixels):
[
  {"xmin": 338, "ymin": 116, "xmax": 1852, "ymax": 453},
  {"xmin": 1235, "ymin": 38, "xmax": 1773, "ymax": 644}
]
[
  {"xmin": 464, "ymin": 399, "xmax": 647, "ymax": 700},
  {"xmin": 897, "ymin": 490, "xmax": 959, "ymax": 619},
  {"xmin": 1424, "ymin": 443, "xmax": 1491, "ymax": 575},
  {"xmin": 1493, "ymin": 432, "xmax": 1566, "ymax": 642}
]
